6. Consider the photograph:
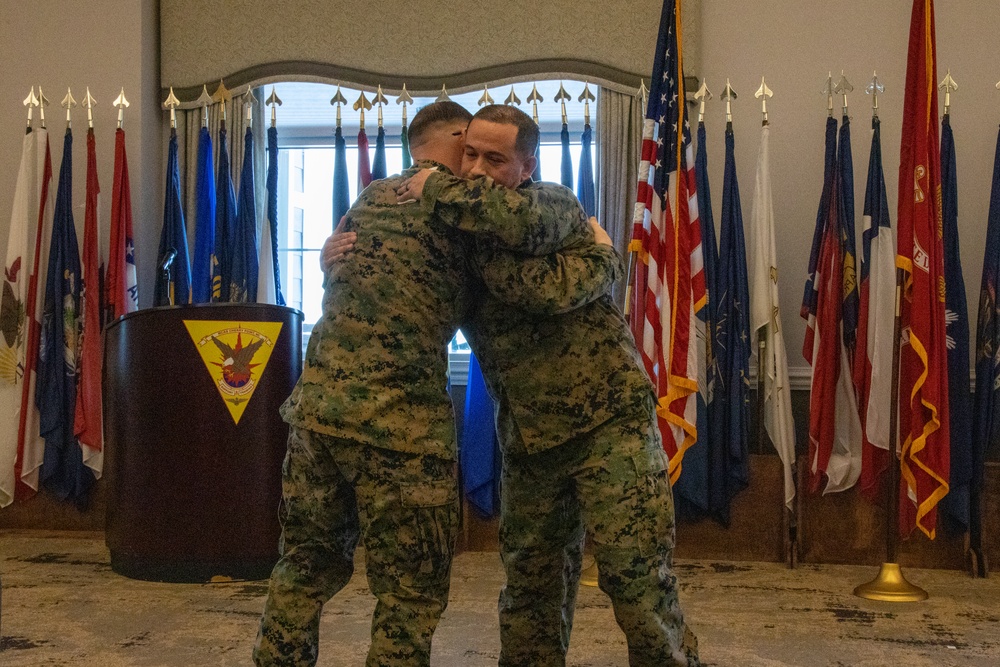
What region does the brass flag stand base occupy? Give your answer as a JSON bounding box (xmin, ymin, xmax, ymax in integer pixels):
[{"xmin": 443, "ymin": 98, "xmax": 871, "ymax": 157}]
[
  {"xmin": 853, "ymin": 563, "xmax": 928, "ymax": 602},
  {"xmin": 580, "ymin": 559, "xmax": 599, "ymax": 587}
]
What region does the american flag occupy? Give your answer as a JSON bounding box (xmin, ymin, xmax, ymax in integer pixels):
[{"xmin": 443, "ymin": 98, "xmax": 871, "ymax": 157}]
[{"xmin": 629, "ymin": 0, "xmax": 706, "ymax": 482}]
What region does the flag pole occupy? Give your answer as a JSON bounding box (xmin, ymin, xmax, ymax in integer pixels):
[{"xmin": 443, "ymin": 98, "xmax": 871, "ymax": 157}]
[
  {"xmin": 754, "ymin": 77, "xmax": 795, "ymax": 567},
  {"xmin": 623, "ymin": 79, "xmax": 648, "ymax": 318},
  {"xmin": 853, "ymin": 266, "xmax": 927, "ymax": 601}
]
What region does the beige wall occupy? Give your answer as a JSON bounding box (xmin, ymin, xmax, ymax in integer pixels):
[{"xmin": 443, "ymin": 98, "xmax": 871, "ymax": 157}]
[{"xmin": 699, "ymin": 0, "xmax": 1000, "ymax": 379}]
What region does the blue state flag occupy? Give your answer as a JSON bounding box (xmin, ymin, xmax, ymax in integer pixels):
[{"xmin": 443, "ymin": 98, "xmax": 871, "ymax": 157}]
[
  {"xmin": 940, "ymin": 114, "xmax": 972, "ymax": 531},
  {"xmin": 674, "ymin": 120, "xmax": 718, "ymax": 521},
  {"xmin": 214, "ymin": 125, "xmax": 238, "ymax": 301},
  {"xmin": 709, "ymin": 123, "xmax": 750, "ymax": 525},
  {"xmin": 192, "ymin": 126, "xmax": 217, "ymax": 304},
  {"xmin": 371, "ymin": 125, "xmax": 387, "ymax": 181},
  {"xmin": 838, "ymin": 114, "xmax": 859, "ymax": 358},
  {"xmin": 154, "ymin": 129, "xmax": 192, "ymax": 306},
  {"xmin": 577, "ymin": 124, "xmax": 596, "ymax": 217},
  {"xmin": 37, "ymin": 129, "xmax": 91, "ymax": 506},
  {"xmin": 801, "ymin": 117, "xmax": 838, "ymax": 354},
  {"xmin": 259, "ymin": 125, "xmax": 284, "ymax": 305},
  {"xmin": 972, "ymin": 125, "xmax": 1000, "ymax": 549},
  {"xmin": 560, "ymin": 122, "xmax": 573, "ymax": 188},
  {"xmin": 229, "ymin": 127, "xmax": 259, "ymax": 302},
  {"xmin": 459, "ymin": 352, "xmax": 500, "ymax": 517},
  {"xmin": 333, "ymin": 125, "xmax": 350, "ymax": 229},
  {"xmin": 401, "ymin": 123, "xmax": 412, "ymax": 170}
]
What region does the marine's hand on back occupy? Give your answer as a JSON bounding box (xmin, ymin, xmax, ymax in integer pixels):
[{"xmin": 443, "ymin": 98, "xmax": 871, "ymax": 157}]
[
  {"xmin": 321, "ymin": 216, "xmax": 357, "ymax": 272},
  {"xmin": 590, "ymin": 218, "xmax": 613, "ymax": 247},
  {"xmin": 396, "ymin": 169, "xmax": 435, "ymax": 203}
]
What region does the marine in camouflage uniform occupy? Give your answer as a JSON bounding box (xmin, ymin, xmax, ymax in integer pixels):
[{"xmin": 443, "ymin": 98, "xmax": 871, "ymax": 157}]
[
  {"xmin": 255, "ymin": 123, "xmax": 602, "ymax": 664},
  {"xmin": 421, "ymin": 169, "xmax": 701, "ymax": 667}
]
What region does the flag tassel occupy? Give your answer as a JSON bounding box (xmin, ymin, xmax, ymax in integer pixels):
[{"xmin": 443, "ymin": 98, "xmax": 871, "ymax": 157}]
[{"xmin": 854, "ymin": 267, "xmax": 927, "ymax": 601}]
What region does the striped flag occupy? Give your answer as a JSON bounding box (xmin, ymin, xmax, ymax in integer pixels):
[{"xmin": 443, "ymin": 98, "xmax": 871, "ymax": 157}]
[
  {"xmin": 106, "ymin": 128, "xmax": 138, "ymax": 319},
  {"xmin": 258, "ymin": 124, "xmax": 284, "ymax": 305},
  {"xmin": 750, "ymin": 123, "xmax": 797, "ymax": 510},
  {"xmin": 939, "ymin": 113, "xmax": 972, "ymax": 531},
  {"xmin": 839, "ymin": 115, "xmax": 860, "ymax": 366},
  {"xmin": 805, "ymin": 120, "xmax": 862, "ymax": 494},
  {"xmin": 855, "ymin": 116, "xmax": 895, "ymax": 500},
  {"xmin": 1, "ymin": 129, "xmax": 40, "ymax": 506},
  {"xmin": 191, "ymin": 125, "xmax": 217, "ymax": 304},
  {"xmin": 628, "ymin": 0, "xmax": 705, "ymax": 483},
  {"xmin": 73, "ymin": 128, "xmax": 103, "ymax": 479},
  {"xmin": 896, "ymin": 0, "xmax": 950, "ymax": 539}
]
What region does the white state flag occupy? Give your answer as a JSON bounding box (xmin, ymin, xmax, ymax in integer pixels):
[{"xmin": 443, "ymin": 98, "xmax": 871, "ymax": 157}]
[
  {"xmin": 0, "ymin": 131, "xmax": 39, "ymax": 506},
  {"xmin": 749, "ymin": 124, "xmax": 798, "ymax": 510},
  {"xmin": 257, "ymin": 211, "xmax": 277, "ymax": 304},
  {"xmin": 863, "ymin": 202, "xmax": 896, "ymax": 455}
]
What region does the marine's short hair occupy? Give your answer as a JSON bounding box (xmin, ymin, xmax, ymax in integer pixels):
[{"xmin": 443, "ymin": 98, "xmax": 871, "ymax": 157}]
[
  {"xmin": 408, "ymin": 101, "xmax": 473, "ymax": 148},
  {"xmin": 471, "ymin": 104, "xmax": 539, "ymax": 158}
]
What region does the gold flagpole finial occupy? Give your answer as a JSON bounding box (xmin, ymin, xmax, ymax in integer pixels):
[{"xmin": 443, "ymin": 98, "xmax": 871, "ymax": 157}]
[
  {"xmin": 721, "ymin": 78, "xmax": 737, "ymax": 124},
  {"xmin": 213, "ymin": 80, "xmax": 232, "ymax": 123},
  {"xmin": 755, "ymin": 77, "xmax": 773, "ymax": 126},
  {"xmin": 823, "ymin": 72, "xmax": 835, "ymax": 117},
  {"xmin": 478, "ymin": 84, "xmax": 494, "ymax": 107},
  {"xmin": 113, "ymin": 87, "xmax": 129, "ymax": 129},
  {"xmin": 266, "ymin": 87, "xmax": 282, "ymax": 128},
  {"xmin": 353, "ymin": 90, "xmax": 372, "ymax": 130},
  {"xmin": 374, "ymin": 85, "xmax": 388, "ymax": 127},
  {"xmin": 330, "ymin": 85, "xmax": 347, "ymax": 128},
  {"xmin": 638, "ymin": 79, "xmax": 649, "ymax": 112},
  {"xmin": 38, "ymin": 87, "xmax": 50, "ymax": 129},
  {"xmin": 527, "ymin": 84, "xmax": 544, "ymax": 125},
  {"xmin": 866, "ymin": 71, "xmax": 885, "ymax": 119},
  {"xmin": 504, "ymin": 85, "xmax": 521, "ymax": 107},
  {"xmin": 23, "ymin": 86, "xmax": 39, "ymax": 129},
  {"xmin": 939, "ymin": 70, "xmax": 958, "ymax": 116},
  {"xmin": 61, "ymin": 88, "xmax": 78, "ymax": 128},
  {"xmin": 83, "ymin": 87, "xmax": 97, "ymax": 129},
  {"xmin": 163, "ymin": 86, "xmax": 180, "ymax": 129},
  {"xmin": 436, "ymin": 84, "xmax": 451, "ymax": 103},
  {"xmin": 243, "ymin": 88, "xmax": 257, "ymax": 126},
  {"xmin": 835, "ymin": 71, "xmax": 853, "ymax": 116},
  {"xmin": 196, "ymin": 84, "xmax": 213, "ymax": 128},
  {"xmin": 395, "ymin": 84, "xmax": 414, "ymax": 126},
  {"xmin": 578, "ymin": 82, "xmax": 596, "ymax": 127},
  {"xmin": 693, "ymin": 80, "xmax": 712, "ymax": 123},
  {"xmin": 554, "ymin": 82, "xmax": 571, "ymax": 125}
]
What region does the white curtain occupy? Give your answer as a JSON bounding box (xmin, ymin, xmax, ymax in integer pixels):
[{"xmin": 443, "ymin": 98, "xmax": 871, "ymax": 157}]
[{"xmin": 595, "ymin": 86, "xmax": 643, "ymax": 309}]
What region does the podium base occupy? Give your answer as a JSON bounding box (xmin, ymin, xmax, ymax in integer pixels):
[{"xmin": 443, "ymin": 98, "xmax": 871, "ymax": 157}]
[
  {"xmin": 853, "ymin": 562, "xmax": 928, "ymax": 602},
  {"xmin": 110, "ymin": 552, "xmax": 276, "ymax": 584}
]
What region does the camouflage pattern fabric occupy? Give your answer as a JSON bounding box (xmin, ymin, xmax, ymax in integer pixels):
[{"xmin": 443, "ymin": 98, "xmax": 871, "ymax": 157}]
[
  {"xmin": 497, "ymin": 398, "xmax": 699, "ymax": 667},
  {"xmin": 253, "ymin": 427, "xmax": 460, "ymax": 667}
]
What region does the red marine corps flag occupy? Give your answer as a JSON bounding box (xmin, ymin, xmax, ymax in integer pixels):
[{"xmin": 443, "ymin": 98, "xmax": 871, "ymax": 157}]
[
  {"xmin": 896, "ymin": 0, "xmax": 950, "ymax": 539},
  {"xmin": 629, "ymin": 0, "xmax": 706, "ymax": 482}
]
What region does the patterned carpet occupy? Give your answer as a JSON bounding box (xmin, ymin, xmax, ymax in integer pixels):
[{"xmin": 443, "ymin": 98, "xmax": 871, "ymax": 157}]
[{"xmin": 1, "ymin": 532, "xmax": 998, "ymax": 666}]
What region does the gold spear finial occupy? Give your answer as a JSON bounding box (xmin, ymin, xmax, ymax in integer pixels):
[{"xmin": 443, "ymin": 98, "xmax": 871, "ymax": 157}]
[
  {"xmin": 436, "ymin": 84, "xmax": 451, "ymax": 103},
  {"xmin": 61, "ymin": 88, "xmax": 78, "ymax": 128},
  {"xmin": 373, "ymin": 85, "xmax": 388, "ymax": 127},
  {"xmin": 835, "ymin": 71, "xmax": 853, "ymax": 116},
  {"xmin": 578, "ymin": 82, "xmax": 596, "ymax": 127},
  {"xmin": 721, "ymin": 79, "xmax": 737, "ymax": 124},
  {"xmin": 83, "ymin": 87, "xmax": 97, "ymax": 129},
  {"xmin": 213, "ymin": 80, "xmax": 232, "ymax": 123},
  {"xmin": 755, "ymin": 77, "xmax": 773, "ymax": 126},
  {"xmin": 23, "ymin": 87, "xmax": 39, "ymax": 129},
  {"xmin": 866, "ymin": 71, "xmax": 885, "ymax": 118},
  {"xmin": 163, "ymin": 86, "xmax": 180, "ymax": 129},
  {"xmin": 554, "ymin": 82, "xmax": 571, "ymax": 125},
  {"xmin": 478, "ymin": 84, "xmax": 494, "ymax": 107},
  {"xmin": 504, "ymin": 86, "xmax": 521, "ymax": 107},
  {"xmin": 266, "ymin": 87, "xmax": 282, "ymax": 128},
  {"xmin": 330, "ymin": 85, "xmax": 347, "ymax": 128},
  {"xmin": 196, "ymin": 84, "xmax": 213, "ymax": 127},
  {"xmin": 353, "ymin": 90, "xmax": 372, "ymax": 130},
  {"xmin": 38, "ymin": 87, "xmax": 50, "ymax": 129},
  {"xmin": 526, "ymin": 84, "xmax": 544, "ymax": 125},
  {"xmin": 395, "ymin": 84, "xmax": 414, "ymax": 126},
  {"xmin": 694, "ymin": 80, "xmax": 712, "ymax": 123},
  {"xmin": 939, "ymin": 70, "xmax": 957, "ymax": 116},
  {"xmin": 113, "ymin": 87, "xmax": 129, "ymax": 129}
]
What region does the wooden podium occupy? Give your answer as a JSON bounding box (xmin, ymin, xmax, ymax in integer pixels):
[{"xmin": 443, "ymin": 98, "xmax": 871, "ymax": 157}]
[{"xmin": 104, "ymin": 303, "xmax": 302, "ymax": 582}]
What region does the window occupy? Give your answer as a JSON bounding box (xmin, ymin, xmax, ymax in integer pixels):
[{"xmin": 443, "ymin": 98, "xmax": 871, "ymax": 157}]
[{"xmin": 272, "ymin": 81, "xmax": 598, "ymax": 379}]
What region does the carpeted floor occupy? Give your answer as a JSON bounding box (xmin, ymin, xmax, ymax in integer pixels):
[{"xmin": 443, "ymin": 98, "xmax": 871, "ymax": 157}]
[{"xmin": 1, "ymin": 531, "xmax": 998, "ymax": 666}]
